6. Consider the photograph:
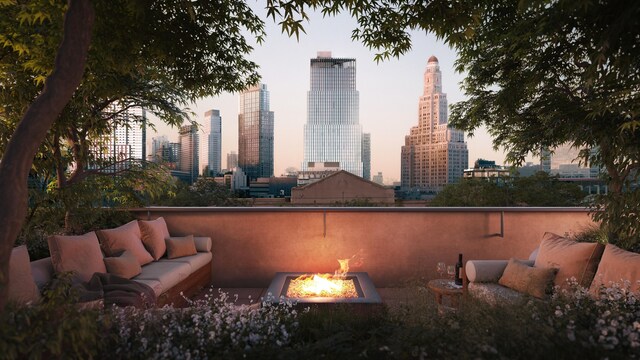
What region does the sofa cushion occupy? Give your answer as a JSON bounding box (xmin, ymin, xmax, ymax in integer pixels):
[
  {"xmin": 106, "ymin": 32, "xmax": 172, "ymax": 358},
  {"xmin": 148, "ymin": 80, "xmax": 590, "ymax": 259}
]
[
  {"xmin": 168, "ymin": 252, "xmax": 212, "ymax": 271},
  {"xmin": 8, "ymin": 246, "xmax": 41, "ymax": 304},
  {"xmin": 31, "ymin": 257, "xmax": 54, "ymax": 290},
  {"xmin": 468, "ymin": 283, "xmax": 527, "ymax": 306},
  {"xmin": 131, "ymin": 278, "xmax": 164, "ymax": 297},
  {"xmin": 589, "ymin": 244, "xmax": 640, "ymax": 295},
  {"xmin": 534, "ymin": 232, "xmax": 604, "ymax": 288},
  {"xmin": 466, "ymin": 260, "xmax": 533, "ymax": 283},
  {"xmin": 166, "ymin": 235, "xmax": 197, "ymax": 259},
  {"xmin": 104, "ymin": 250, "xmax": 142, "ymax": 279},
  {"xmin": 48, "ymin": 232, "xmax": 106, "ymax": 284},
  {"xmin": 499, "ymin": 258, "xmax": 558, "ymax": 299},
  {"xmin": 97, "ymin": 220, "xmax": 153, "ymax": 266},
  {"xmin": 194, "ymin": 236, "xmax": 212, "ymax": 253},
  {"xmin": 138, "ymin": 217, "xmax": 170, "ymax": 261},
  {"xmin": 133, "ymin": 260, "xmax": 192, "ymax": 292}
]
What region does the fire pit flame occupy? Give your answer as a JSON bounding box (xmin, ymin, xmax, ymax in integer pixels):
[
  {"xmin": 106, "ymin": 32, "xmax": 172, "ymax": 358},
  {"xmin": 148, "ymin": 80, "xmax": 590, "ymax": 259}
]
[{"xmin": 286, "ymin": 259, "xmax": 358, "ymax": 298}]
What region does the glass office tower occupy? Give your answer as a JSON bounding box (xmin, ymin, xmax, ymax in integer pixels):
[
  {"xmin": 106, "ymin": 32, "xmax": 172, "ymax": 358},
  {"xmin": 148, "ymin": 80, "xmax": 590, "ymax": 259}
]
[
  {"xmin": 238, "ymin": 84, "xmax": 274, "ymax": 180},
  {"xmin": 200, "ymin": 109, "xmax": 222, "ymax": 176},
  {"xmin": 303, "ymin": 51, "xmax": 363, "ymax": 177}
]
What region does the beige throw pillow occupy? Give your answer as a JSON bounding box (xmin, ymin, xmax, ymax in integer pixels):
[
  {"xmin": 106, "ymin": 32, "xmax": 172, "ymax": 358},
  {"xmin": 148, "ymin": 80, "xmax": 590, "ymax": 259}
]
[
  {"xmin": 8, "ymin": 245, "xmax": 41, "ymax": 304},
  {"xmin": 48, "ymin": 232, "xmax": 106, "ymax": 284},
  {"xmin": 97, "ymin": 220, "xmax": 153, "ymax": 266},
  {"xmin": 166, "ymin": 235, "xmax": 197, "ymax": 259},
  {"xmin": 104, "ymin": 250, "xmax": 142, "ymax": 279},
  {"xmin": 499, "ymin": 258, "xmax": 558, "ymax": 299},
  {"xmin": 534, "ymin": 232, "xmax": 605, "ymax": 288},
  {"xmin": 138, "ymin": 217, "xmax": 170, "ymax": 260},
  {"xmin": 589, "ymin": 244, "xmax": 640, "ymax": 295}
]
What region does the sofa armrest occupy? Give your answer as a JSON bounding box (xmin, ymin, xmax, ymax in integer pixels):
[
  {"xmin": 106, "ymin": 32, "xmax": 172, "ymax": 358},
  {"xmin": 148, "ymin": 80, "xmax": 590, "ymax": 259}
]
[
  {"xmin": 31, "ymin": 257, "xmax": 54, "ymax": 290},
  {"xmin": 466, "ymin": 259, "xmax": 535, "ymax": 283},
  {"xmin": 194, "ymin": 237, "xmax": 211, "ymax": 253}
]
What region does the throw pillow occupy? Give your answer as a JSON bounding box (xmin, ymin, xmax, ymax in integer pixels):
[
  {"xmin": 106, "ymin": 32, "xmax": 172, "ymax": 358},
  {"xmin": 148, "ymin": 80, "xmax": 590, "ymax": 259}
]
[
  {"xmin": 8, "ymin": 245, "xmax": 41, "ymax": 304},
  {"xmin": 48, "ymin": 231, "xmax": 106, "ymax": 284},
  {"xmin": 138, "ymin": 217, "xmax": 170, "ymax": 261},
  {"xmin": 97, "ymin": 220, "xmax": 153, "ymax": 266},
  {"xmin": 103, "ymin": 250, "xmax": 142, "ymax": 279},
  {"xmin": 499, "ymin": 258, "xmax": 558, "ymax": 299},
  {"xmin": 166, "ymin": 235, "xmax": 197, "ymax": 259},
  {"xmin": 534, "ymin": 232, "xmax": 605, "ymax": 288},
  {"xmin": 589, "ymin": 244, "xmax": 640, "ymax": 295}
]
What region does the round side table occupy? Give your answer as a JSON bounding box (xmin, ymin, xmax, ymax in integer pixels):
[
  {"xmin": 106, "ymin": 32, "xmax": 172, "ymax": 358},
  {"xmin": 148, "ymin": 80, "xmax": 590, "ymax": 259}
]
[{"xmin": 427, "ymin": 279, "xmax": 463, "ymax": 312}]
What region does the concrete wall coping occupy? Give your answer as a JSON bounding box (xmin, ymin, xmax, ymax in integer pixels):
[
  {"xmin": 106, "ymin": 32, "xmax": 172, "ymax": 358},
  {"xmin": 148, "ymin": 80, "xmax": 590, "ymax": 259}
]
[{"xmin": 129, "ymin": 206, "xmax": 592, "ymax": 213}]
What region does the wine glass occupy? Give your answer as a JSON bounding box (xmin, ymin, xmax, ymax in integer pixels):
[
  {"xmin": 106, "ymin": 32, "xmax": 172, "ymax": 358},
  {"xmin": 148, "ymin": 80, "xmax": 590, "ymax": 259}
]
[
  {"xmin": 447, "ymin": 265, "xmax": 456, "ymax": 280},
  {"xmin": 436, "ymin": 262, "xmax": 446, "ymax": 278}
]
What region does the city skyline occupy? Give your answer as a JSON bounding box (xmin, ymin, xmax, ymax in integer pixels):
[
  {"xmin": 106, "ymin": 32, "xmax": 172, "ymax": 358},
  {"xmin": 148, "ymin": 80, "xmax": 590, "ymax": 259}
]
[{"xmin": 147, "ymin": 10, "xmax": 513, "ymax": 184}]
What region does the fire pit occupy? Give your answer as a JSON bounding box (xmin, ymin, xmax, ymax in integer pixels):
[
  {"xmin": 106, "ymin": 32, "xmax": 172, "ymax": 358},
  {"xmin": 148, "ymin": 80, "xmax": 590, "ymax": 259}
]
[{"xmin": 265, "ymin": 272, "xmax": 382, "ymax": 304}]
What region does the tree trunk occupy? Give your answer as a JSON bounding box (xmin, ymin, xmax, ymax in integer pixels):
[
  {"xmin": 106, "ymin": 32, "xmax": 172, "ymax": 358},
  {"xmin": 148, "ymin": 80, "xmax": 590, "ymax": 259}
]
[{"xmin": 0, "ymin": 0, "xmax": 94, "ymax": 312}]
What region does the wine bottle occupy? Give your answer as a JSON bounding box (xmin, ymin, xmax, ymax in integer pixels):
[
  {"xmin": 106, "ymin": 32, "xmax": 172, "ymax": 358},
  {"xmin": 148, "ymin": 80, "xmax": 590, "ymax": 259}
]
[{"xmin": 454, "ymin": 253, "xmax": 463, "ymax": 286}]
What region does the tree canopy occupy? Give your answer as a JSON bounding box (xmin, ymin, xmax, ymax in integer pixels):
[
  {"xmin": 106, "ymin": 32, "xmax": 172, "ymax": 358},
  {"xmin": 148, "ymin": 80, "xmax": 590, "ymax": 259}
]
[
  {"xmin": 444, "ymin": 0, "xmax": 640, "ymax": 247},
  {"xmin": 431, "ymin": 172, "xmax": 586, "ymax": 207}
]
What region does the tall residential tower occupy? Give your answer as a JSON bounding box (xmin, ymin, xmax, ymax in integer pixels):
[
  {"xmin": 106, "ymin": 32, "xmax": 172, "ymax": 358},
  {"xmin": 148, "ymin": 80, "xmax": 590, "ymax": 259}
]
[
  {"xmin": 238, "ymin": 84, "xmax": 274, "ymax": 180},
  {"xmin": 178, "ymin": 124, "xmax": 199, "ymax": 184},
  {"xmin": 303, "ymin": 51, "xmax": 363, "ymax": 177},
  {"xmin": 93, "ymin": 106, "xmax": 146, "ymax": 172},
  {"xmin": 401, "ymin": 56, "xmax": 468, "ymax": 193},
  {"xmin": 200, "ymin": 109, "xmax": 222, "ymax": 176}
]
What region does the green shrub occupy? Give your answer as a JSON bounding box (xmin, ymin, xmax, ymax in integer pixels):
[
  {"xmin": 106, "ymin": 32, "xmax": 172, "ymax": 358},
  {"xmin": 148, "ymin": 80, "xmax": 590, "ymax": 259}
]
[{"xmin": 0, "ymin": 273, "xmax": 106, "ymax": 359}]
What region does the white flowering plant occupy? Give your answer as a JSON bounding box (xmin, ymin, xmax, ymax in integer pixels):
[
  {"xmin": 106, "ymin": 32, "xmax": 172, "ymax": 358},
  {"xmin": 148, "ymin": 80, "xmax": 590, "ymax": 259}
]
[
  {"xmin": 544, "ymin": 278, "xmax": 640, "ymax": 356},
  {"xmin": 105, "ymin": 288, "xmax": 303, "ymax": 359}
]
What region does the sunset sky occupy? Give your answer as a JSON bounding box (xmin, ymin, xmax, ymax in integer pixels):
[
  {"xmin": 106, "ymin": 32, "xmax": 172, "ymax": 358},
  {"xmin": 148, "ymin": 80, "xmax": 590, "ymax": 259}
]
[{"xmin": 149, "ymin": 6, "xmax": 514, "ymax": 184}]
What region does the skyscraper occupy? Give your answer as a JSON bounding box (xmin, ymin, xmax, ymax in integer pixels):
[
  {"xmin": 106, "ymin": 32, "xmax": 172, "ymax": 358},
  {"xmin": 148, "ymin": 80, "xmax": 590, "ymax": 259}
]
[
  {"xmin": 200, "ymin": 109, "xmax": 222, "ymax": 176},
  {"xmin": 401, "ymin": 56, "xmax": 468, "ymax": 193},
  {"xmin": 303, "ymin": 51, "xmax": 363, "ymax": 177},
  {"xmin": 151, "ymin": 135, "xmax": 168, "ymax": 162},
  {"xmin": 238, "ymin": 84, "xmax": 274, "ymax": 180},
  {"xmin": 362, "ymin": 133, "xmax": 371, "ymax": 181},
  {"xmin": 227, "ymin": 151, "xmax": 238, "ymax": 170},
  {"xmin": 94, "ymin": 106, "xmax": 146, "ymax": 172},
  {"xmin": 179, "ymin": 124, "xmax": 199, "ymax": 183}
]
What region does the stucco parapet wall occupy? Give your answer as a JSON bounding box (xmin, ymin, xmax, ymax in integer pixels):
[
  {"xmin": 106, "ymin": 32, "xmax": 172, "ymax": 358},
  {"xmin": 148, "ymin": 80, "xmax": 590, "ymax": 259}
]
[{"xmin": 129, "ymin": 207, "xmax": 595, "ymax": 287}]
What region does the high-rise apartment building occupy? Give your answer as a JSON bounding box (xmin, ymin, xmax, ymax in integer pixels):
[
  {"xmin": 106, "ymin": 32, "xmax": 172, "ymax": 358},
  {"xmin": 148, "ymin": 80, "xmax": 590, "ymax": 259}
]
[
  {"xmin": 362, "ymin": 133, "xmax": 371, "ymax": 181},
  {"xmin": 372, "ymin": 172, "xmax": 384, "ymax": 185},
  {"xmin": 94, "ymin": 106, "xmax": 146, "ymax": 172},
  {"xmin": 200, "ymin": 109, "xmax": 222, "ymax": 176},
  {"xmin": 401, "ymin": 56, "xmax": 468, "ymax": 193},
  {"xmin": 179, "ymin": 124, "xmax": 199, "ymax": 183},
  {"xmin": 542, "ymin": 143, "xmax": 601, "ymax": 178},
  {"xmin": 238, "ymin": 84, "xmax": 274, "ymax": 180},
  {"xmin": 303, "ymin": 51, "xmax": 363, "ymax": 177},
  {"xmin": 227, "ymin": 151, "xmax": 238, "ymax": 170}
]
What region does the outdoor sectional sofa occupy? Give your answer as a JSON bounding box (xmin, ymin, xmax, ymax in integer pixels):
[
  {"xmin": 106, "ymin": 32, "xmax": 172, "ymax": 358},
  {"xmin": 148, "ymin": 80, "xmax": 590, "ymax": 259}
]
[
  {"xmin": 7, "ymin": 217, "xmax": 212, "ymax": 307},
  {"xmin": 465, "ymin": 232, "xmax": 640, "ymax": 305}
]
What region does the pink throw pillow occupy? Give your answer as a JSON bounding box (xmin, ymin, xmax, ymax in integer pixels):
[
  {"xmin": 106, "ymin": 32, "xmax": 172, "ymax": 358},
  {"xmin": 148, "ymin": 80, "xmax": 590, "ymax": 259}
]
[
  {"xmin": 534, "ymin": 232, "xmax": 604, "ymax": 288},
  {"xmin": 96, "ymin": 220, "xmax": 153, "ymax": 266},
  {"xmin": 48, "ymin": 232, "xmax": 106, "ymax": 283},
  {"xmin": 138, "ymin": 217, "xmax": 170, "ymax": 261},
  {"xmin": 8, "ymin": 245, "xmax": 41, "ymax": 304},
  {"xmin": 104, "ymin": 250, "xmax": 142, "ymax": 279},
  {"xmin": 589, "ymin": 244, "xmax": 640, "ymax": 295},
  {"xmin": 166, "ymin": 235, "xmax": 197, "ymax": 259}
]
